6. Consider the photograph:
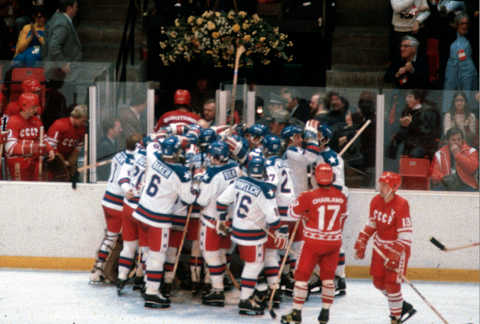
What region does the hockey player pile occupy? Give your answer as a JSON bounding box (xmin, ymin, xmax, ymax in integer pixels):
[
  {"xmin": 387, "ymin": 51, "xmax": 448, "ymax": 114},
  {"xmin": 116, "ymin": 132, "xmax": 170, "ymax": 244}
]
[{"xmin": 89, "ymin": 119, "xmax": 417, "ymax": 324}]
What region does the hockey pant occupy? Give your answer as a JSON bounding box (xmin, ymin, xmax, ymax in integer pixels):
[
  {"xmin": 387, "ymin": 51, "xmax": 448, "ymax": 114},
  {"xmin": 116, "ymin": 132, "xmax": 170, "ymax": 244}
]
[
  {"xmin": 6, "ymin": 157, "xmax": 39, "ymax": 181},
  {"xmin": 144, "ymin": 226, "xmax": 169, "ymax": 295},
  {"xmin": 238, "ymin": 244, "xmax": 265, "ymax": 300}
]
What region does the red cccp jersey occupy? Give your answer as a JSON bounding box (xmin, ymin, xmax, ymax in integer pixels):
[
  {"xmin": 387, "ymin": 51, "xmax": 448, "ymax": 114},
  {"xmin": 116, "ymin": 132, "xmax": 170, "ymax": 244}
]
[
  {"xmin": 47, "ymin": 117, "xmax": 85, "ymax": 157},
  {"xmin": 290, "ymin": 186, "xmax": 348, "ymax": 243},
  {"xmin": 5, "ymin": 115, "xmax": 44, "ymax": 155},
  {"xmin": 154, "ymin": 109, "xmax": 200, "ymax": 131},
  {"xmin": 369, "ymin": 194, "xmax": 412, "ymax": 249}
]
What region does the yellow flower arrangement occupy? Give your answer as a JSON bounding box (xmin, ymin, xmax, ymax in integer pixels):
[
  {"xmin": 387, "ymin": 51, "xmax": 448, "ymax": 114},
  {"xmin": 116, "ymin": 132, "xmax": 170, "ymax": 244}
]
[{"xmin": 158, "ymin": 10, "xmax": 294, "ymax": 68}]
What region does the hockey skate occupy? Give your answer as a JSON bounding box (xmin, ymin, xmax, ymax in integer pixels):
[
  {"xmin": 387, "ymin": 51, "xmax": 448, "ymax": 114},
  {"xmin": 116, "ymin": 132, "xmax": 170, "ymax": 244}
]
[
  {"xmin": 252, "ymin": 289, "xmax": 268, "ymax": 309},
  {"xmin": 89, "ymin": 267, "xmax": 105, "ymax": 285},
  {"xmin": 390, "ymin": 315, "xmax": 400, "ymax": 324},
  {"xmin": 116, "ymin": 278, "xmax": 128, "ymax": 296},
  {"xmin": 281, "ymin": 273, "xmax": 295, "ymax": 297},
  {"xmin": 191, "ymin": 281, "xmax": 203, "ymax": 296},
  {"xmin": 238, "ymin": 296, "xmax": 264, "ymax": 316},
  {"xmin": 318, "ymin": 308, "xmax": 329, "ymax": 324},
  {"xmin": 161, "ymin": 282, "xmax": 172, "ymax": 298},
  {"xmin": 309, "ymin": 278, "xmax": 322, "ymax": 295},
  {"xmin": 400, "ymin": 301, "xmax": 417, "ymax": 322},
  {"xmin": 280, "ymin": 309, "xmax": 302, "ymax": 324},
  {"xmin": 202, "ymin": 289, "xmax": 225, "ymax": 307},
  {"xmin": 334, "ymin": 275, "xmax": 346, "ymax": 297},
  {"xmin": 144, "ymin": 293, "xmax": 171, "ymax": 309},
  {"xmin": 267, "ymin": 288, "xmax": 282, "ymax": 309}
]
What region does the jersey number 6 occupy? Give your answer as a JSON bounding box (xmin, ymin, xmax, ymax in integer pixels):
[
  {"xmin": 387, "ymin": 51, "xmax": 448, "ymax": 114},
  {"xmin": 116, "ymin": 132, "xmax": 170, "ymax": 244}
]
[{"xmin": 146, "ymin": 174, "xmax": 161, "ymax": 197}]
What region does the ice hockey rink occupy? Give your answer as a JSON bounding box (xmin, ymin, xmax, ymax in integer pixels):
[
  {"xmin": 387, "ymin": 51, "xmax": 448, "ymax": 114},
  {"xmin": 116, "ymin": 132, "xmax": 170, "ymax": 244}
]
[{"xmin": 0, "ymin": 269, "xmax": 477, "ymax": 324}]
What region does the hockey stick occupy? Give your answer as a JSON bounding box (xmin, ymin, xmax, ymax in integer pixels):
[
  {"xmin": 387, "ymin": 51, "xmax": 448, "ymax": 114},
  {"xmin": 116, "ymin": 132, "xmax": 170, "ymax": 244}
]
[
  {"xmin": 430, "ymin": 237, "xmax": 480, "ymax": 252},
  {"xmin": 268, "ymin": 218, "xmax": 301, "ymax": 319},
  {"xmin": 82, "ymin": 134, "xmax": 88, "ymax": 182},
  {"xmin": 338, "ymin": 119, "xmax": 371, "ymax": 157},
  {"xmin": 38, "ymin": 126, "xmax": 44, "ymax": 180},
  {"xmin": 226, "ymin": 265, "xmax": 240, "ymax": 290},
  {"xmin": 172, "ymin": 204, "xmax": 194, "ymax": 278},
  {"xmin": 373, "ymin": 245, "xmax": 450, "ymax": 324},
  {"xmin": 77, "ymin": 159, "xmax": 112, "ymax": 172},
  {"xmin": 229, "ymin": 45, "xmax": 245, "ymax": 126}
]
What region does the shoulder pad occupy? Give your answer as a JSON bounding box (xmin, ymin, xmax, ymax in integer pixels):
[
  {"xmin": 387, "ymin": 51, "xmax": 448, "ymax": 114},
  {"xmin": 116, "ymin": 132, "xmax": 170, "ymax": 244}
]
[
  {"xmin": 166, "ymin": 162, "xmax": 192, "ymax": 182},
  {"xmin": 320, "ymin": 149, "xmax": 339, "ymax": 167},
  {"xmin": 244, "ymin": 176, "xmax": 276, "ymax": 199},
  {"xmin": 265, "ymin": 156, "xmax": 279, "ymax": 167},
  {"xmin": 203, "ymin": 162, "xmax": 238, "ymax": 184}
]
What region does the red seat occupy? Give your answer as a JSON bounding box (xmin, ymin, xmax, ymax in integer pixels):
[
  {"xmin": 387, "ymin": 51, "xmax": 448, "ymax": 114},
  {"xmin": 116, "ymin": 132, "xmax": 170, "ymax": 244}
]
[
  {"xmin": 10, "ymin": 67, "xmax": 46, "ymax": 105},
  {"xmin": 399, "ymin": 156, "xmax": 431, "ymax": 190}
]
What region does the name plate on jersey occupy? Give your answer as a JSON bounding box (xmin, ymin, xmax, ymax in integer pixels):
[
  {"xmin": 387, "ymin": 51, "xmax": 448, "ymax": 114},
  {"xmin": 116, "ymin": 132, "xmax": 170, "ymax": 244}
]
[
  {"xmin": 152, "ymin": 160, "xmax": 172, "ymax": 178},
  {"xmin": 223, "ymin": 169, "xmax": 237, "ymax": 181},
  {"xmin": 236, "ymin": 179, "xmax": 260, "ymax": 197}
]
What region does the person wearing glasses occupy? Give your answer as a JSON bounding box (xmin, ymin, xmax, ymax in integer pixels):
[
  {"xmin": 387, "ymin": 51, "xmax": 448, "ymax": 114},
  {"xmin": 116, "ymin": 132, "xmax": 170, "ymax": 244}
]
[
  {"xmin": 385, "ymin": 35, "xmax": 429, "ymax": 89},
  {"xmin": 12, "ymin": 6, "xmax": 46, "ymax": 67}
]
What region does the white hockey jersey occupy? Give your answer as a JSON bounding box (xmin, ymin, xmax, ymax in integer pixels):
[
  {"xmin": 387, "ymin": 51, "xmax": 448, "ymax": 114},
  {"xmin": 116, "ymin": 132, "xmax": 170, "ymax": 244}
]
[
  {"xmin": 216, "ymin": 176, "xmax": 279, "ymax": 246},
  {"xmin": 133, "ymin": 142, "xmax": 196, "ymax": 228},
  {"xmin": 197, "ymin": 162, "xmax": 240, "ymax": 229},
  {"xmin": 101, "ymin": 150, "xmax": 134, "ymax": 211},
  {"xmin": 283, "ymin": 144, "xmax": 320, "ymax": 196},
  {"xmin": 119, "ymin": 147, "xmax": 147, "ymax": 209},
  {"xmin": 265, "ymin": 156, "xmax": 295, "ymax": 221},
  {"xmin": 311, "ymin": 147, "xmax": 349, "ymax": 197}
]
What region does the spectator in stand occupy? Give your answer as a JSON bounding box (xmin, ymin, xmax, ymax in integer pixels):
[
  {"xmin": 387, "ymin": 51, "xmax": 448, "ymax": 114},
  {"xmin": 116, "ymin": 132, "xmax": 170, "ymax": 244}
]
[
  {"xmin": 388, "ymin": 90, "xmax": 441, "ymax": 160},
  {"xmin": 385, "ymin": 36, "xmax": 429, "ymax": 89},
  {"xmin": 154, "ymin": 89, "xmax": 200, "ymax": 130},
  {"xmin": 45, "ymin": 104, "xmax": 87, "ymax": 181},
  {"xmin": 443, "ymin": 13, "xmax": 478, "ymax": 91},
  {"xmin": 431, "ymin": 127, "xmax": 479, "ymax": 191},
  {"xmin": 12, "ymin": 5, "xmax": 46, "ymax": 67},
  {"xmin": 443, "ymin": 92, "xmax": 476, "ymax": 146},
  {"xmin": 356, "ymin": 91, "xmax": 377, "ymax": 182},
  {"xmin": 4, "ymin": 78, "xmax": 43, "ymax": 117},
  {"xmin": 42, "ymin": 67, "xmax": 68, "ymax": 131},
  {"xmin": 118, "ymin": 92, "xmax": 146, "ymax": 146},
  {"xmin": 280, "ymin": 87, "xmax": 310, "ymax": 123},
  {"xmin": 310, "ymin": 92, "xmax": 329, "ymax": 123},
  {"xmin": 4, "ymin": 92, "xmax": 54, "ymax": 180},
  {"xmin": 198, "ymin": 98, "xmax": 216, "ymax": 128},
  {"xmin": 97, "ymin": 119, "xmax": 122, "ymax": 181},
  {"xmin": 390, "ymin": 0, "xmax": 430, "ymax": 60},
  {"xmin": 325, "ymin": 92, "xmax": 352, "ymax": 127}
]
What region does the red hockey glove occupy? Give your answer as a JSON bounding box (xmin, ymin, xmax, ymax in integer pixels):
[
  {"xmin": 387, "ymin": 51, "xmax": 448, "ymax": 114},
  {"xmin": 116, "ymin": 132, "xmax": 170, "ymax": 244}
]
[
  {"xmin": 354, "ymin": 225, "xmax": 375, "ymax": 259},
  {"xmin": 384, "ymin": 242, "xmax": 405, "ymax": 272}
]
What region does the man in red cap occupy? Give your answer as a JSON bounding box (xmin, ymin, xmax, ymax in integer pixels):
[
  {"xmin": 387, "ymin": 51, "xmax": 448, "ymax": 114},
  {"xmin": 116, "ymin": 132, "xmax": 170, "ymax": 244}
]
[
  {"xmin": 154, "ymin": 89, "xmax": 201, "ymax": 131},
  {"xmin": 5, "ymin": 92, "xmax": 54, "ymax": 181},
  {"xmin": 4, "ymin": 78, "xmax": 44, "ymax": 117}
]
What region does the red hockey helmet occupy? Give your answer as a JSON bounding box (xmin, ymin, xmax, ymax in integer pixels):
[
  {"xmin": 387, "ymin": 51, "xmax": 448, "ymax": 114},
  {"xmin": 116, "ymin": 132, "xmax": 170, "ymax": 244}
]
[
  {"xmin": 315, "ymin": 163, "xmax": 334, "ymax": 186},
  {"xmin": 379, "ymin": 171, "xmax": 401, "ymax": 192},
  {"xmin": 22, "ymin": 79, "xmax": 42, "ymax": 93},
  {"xmin": 173, "ymin": 89, "xmax": 191, "ymax": 105},
  {"xmin": 18, "ymin": 92, "xmax": 40, "ymax": 111}
]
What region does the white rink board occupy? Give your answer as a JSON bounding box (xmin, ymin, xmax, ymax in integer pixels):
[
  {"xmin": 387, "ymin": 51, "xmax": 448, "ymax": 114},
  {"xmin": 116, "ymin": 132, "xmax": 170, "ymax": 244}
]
[
  {"xmin": 0, "ymin": 269, "xmax": 478, "ymax": 324},
  {"xmin": 0, "ymin": 181, "xmax": 478, "ymax": 270}
]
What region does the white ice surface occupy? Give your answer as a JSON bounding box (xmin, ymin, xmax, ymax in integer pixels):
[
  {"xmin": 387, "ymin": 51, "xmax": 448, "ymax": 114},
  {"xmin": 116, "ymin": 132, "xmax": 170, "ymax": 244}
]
[{"xmin": 0, "ymin": 269, "xmax": 478, "ymax": 324}]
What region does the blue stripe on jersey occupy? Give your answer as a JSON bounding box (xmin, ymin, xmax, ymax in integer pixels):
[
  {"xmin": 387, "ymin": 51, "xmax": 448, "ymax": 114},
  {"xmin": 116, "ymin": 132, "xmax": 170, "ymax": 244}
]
[
  {"xmin": 232, "ymin": 227, "xmax": 265, "ymax": 241},
  {"xmin": 136, "ymin": 204, "xmax": 171, "ymax": 224},
  {"xmin": 103, "ymin": 191, "xmax": 123, "ymax": 206}
]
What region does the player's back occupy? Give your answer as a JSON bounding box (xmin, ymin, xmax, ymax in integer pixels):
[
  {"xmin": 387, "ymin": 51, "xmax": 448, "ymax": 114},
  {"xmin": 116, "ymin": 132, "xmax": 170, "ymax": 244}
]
[{"xmin": 266, "ymin": 156, "xmax": 295, "ymax": 220}]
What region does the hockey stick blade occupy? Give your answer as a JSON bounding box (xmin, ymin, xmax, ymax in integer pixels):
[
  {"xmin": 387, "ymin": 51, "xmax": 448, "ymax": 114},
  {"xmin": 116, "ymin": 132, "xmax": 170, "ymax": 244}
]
[
  {"xmin": 430, "ymin": 237, "xmax": 446, "ymax": 251},
  {"xmin": 269, "ymin": 308, "xmax": 277, "ymax": 319}
]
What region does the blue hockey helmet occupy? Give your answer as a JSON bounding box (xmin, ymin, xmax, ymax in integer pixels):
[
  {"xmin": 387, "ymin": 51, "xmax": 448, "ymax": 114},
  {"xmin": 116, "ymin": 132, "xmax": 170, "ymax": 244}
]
[
  {"xmin": 263, "ymin": 134, "xmax": 282, "ymax": 156},
  {"xmin": 247, "ymin": 123, "xmax": 268, "ymax": 137},
  {"xmin": 247, "ymin": 155, "xmax": 266, "ymax": 178},
  {"xmin": 199, "ymin": 128, "xmax": 217, "ymax": 148},
  {"xmin": 161, "ymin": 135, "xmax": 182, "ymax": 159},
  {"xmin": 280, "ymin": 125, "xmax": 303, "ymax": 140},
  {"xmin": 208, "ymin": 140, "xmax": 230, "ymax": 162},
  {"xmin": 318, "ymin": 124, "xmax": 333, "ymax": 144}
]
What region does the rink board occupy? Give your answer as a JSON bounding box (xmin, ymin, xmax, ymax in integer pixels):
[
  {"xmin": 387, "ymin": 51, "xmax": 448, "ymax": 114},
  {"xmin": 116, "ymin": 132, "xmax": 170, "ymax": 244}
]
[{"xmin": 0, "ymin": 182, "xmax": 479, "ymax": 282}]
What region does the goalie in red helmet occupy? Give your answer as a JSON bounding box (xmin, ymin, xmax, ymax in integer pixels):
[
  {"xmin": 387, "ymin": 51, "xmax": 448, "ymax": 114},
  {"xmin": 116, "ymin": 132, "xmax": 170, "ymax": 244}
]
[
  {"xmin": 154, "ymin": 89, "xmax": 200, "ymax": 130},
  {"xmin": 281, "ymin": 163, "xmax": 348, "ymax": 324},
  {"xmin": 353, "ymin": 171, "xmax": 416, "ymax": 324},
  {"xmin": 4, "ymin": 92, "xmax": 54, "ymax": 180}
]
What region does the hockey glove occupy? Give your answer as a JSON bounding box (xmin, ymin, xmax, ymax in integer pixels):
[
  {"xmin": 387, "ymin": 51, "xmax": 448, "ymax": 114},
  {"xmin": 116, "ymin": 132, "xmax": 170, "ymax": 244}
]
[
  {"xmin": 384, "ymin": 242, "xmax": 405, "ymax": 272},
  {"xmin": 274, "ymin": 225, "xmax": 289, "ymax": 249},
  {"xmin": 354, "ymin": 225, "xmax": 375, "ymax": 259},
  {"xmin": 216, "ymin": 220, "xmax": 228, "ymax": 236},
  {"xmin": 168, "ymin": 123, "xmax": 189, "ymax": 135}
]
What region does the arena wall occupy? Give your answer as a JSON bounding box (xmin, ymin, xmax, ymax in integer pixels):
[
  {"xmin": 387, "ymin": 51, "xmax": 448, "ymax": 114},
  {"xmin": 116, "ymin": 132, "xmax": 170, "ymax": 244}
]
[{"xmin": 0, "ymin": 182, "xmax": 478, "ymax": 282}]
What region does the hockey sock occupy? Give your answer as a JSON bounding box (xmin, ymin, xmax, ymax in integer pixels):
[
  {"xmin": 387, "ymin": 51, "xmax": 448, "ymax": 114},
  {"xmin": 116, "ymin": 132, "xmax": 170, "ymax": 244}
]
[
  {"xmin": 118, "ymin": 240, "xmax": 138, "ymax": 280},
  {"xmin": 292, "ymin": 281, "xmax": 308, "ymax": 310},
  {"xmin": 190, "ymin": 256, "xmax": 203, "ymax": 284},
  {"xmin": 145, "ymin": 251, "xmax": 166, "ymax": 295},
  {"xmin": 240, "ymin": 262, "xmax": 263, "ymax": 300},
  {"xmin": 164, "ymin": 247, "xmax": 177, "ymax": 284},
  {"xmin": 95, "ymin": 231, "xmax": 120, "ymax": 268},
  {"xmin": 386, "ymin": 283, "xmax": 403, "ymax": 319},
  {"xmin": 321, "ymin": 280, "xmax": 335, "ymax": 309},
  {"xmin": 204, "ymin": 250, "xmax": 225, "ymax": 290},
  {"xmin": 264, "ymin": 248, "xmax": 280, "ymax": 288}
]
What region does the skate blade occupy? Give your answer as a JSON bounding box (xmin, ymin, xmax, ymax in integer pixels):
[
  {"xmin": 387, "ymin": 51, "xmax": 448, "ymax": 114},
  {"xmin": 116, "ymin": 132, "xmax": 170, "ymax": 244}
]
[
  {"xmin": 88, "ymin": 280, "xmax": 107, "ymax": 286},
  {"xmin": 239, "ymin": 309, "xmax": 264, "ymax": 316},
  {"xmin": 202, "ymin": 301, "xmax": 225, "ymax": 307},
  {"xmin": 144, "ymin": 302, "xmax": 170, "ymax": 309},
  {"xmin": 401, "ymin": 308, "xmax": 417, "ymax": 323},
  {"xmin": 334, "ymin": 290, "xmax": 346, "ymax": 297}
]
